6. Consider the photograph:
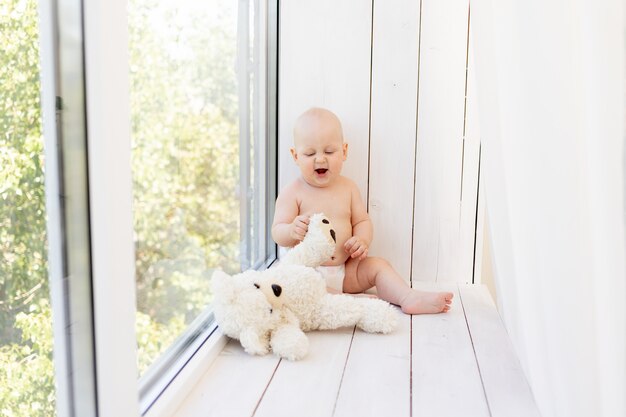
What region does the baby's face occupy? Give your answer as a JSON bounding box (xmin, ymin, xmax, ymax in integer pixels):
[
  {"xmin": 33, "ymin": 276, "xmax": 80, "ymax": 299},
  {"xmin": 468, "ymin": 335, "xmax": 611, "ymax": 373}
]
[{"xmin": 291, "ymin": 117, "xmax": 347, "ymax": 188}]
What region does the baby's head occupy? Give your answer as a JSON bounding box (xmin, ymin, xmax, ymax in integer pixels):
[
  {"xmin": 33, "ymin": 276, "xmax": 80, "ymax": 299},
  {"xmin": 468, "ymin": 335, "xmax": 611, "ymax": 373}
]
[{"xmin": 291, "ymin": 107, "xmax": 348, "ymax": 188}]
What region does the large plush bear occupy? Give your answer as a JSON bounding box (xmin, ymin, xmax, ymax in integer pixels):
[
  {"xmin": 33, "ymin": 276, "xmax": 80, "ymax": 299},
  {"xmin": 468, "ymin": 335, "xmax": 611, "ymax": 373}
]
[{"xmin": 211, "ymin": 213, "xmax": 398, "ymax": 360}]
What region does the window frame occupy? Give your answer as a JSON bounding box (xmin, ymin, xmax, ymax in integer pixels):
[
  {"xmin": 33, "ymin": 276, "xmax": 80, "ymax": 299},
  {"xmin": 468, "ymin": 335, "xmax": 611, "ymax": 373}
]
[
  {"xmin": 82, "ymin": 0, "xmax": 142, "ymax": 415},
  {"xmin": 39, "ymin": 0, "xmax": 104, "ymax": 415},
  {"xmin": 43, "ymin": 1, "xmax": 142, "ymax": 415}
]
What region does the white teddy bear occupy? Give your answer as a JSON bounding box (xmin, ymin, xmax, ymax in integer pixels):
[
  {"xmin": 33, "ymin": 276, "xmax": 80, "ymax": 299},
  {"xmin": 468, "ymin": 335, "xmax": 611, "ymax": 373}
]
[{"xmin": 211, "ymin": 213, "xmax": 398, "ymax": 360}]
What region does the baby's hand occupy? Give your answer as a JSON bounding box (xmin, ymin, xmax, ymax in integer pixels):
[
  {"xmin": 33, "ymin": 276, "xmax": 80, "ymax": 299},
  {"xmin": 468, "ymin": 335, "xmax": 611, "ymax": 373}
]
[
  {"xmin": 344, "ymin": 236, "xmax": 369, "ymax": 260},
  {"xmin": 290, "ymin": 215, "xmax": 310, "ymax": 242}
]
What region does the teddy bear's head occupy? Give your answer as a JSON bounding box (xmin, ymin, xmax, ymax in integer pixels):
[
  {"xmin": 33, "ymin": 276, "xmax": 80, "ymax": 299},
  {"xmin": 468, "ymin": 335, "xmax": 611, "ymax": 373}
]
[
  {"xmin": 281, "ymin": 213, "xmax": 336, "ymax": 267},
  {"xmin": 254, "ymin": 277, "xmax": 285, "ymax": 310},
  {"xmin": 211, "ymin": 269, "xmax": 284, "ymax": 337}
]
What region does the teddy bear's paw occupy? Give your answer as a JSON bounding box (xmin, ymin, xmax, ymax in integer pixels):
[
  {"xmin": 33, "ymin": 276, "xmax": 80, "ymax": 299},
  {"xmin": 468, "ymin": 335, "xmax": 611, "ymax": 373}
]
[
  {"xmin": 241, "ymin": 342, "xmax": 270, "ymax": 356},
  {"xmin": 240, "ymin": 329, "xmax": 270, "ymax": 356},
  {"xmin": 270, "ymin": 325, "xmax": 309, "ymax": 361},
  {"xmin": 357, "ymin": 300, "xmax": 399, "ymax": 334},
  {"xmin": 280, "ymin": 213, "xmax": 336, "ymax": 267}
]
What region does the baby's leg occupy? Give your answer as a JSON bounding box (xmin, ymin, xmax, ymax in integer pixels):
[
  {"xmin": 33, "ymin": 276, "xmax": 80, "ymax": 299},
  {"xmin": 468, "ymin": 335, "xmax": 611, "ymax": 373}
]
[{"xmin": 343, "ymin": 257, "xmax": 453, "ymax": 314}]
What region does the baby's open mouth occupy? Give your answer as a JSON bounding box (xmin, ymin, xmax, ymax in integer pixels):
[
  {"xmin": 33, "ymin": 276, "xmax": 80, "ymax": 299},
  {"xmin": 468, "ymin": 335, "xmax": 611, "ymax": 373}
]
[{"xmin": 315, "ymin": 168, "xmax": 328, "ymax": 175}]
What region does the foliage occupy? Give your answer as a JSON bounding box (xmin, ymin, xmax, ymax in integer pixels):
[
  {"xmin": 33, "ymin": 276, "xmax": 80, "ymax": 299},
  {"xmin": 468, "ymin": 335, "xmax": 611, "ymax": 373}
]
[
  {"xmin": 0, "ymin": 300, "xmax": 55, "ymax": 417},
  {"xmin": 0, "ymin": 0, "xmax": 56, "ymax": 415},
  {"xmin": 135, "ymin": 311, "xmax": 186, "ymax": 373},
  {"xmin": 0, "ymin": 0, "xmax": 47, "ymax": 343},
  {"xmin": 129, "ymin": 0, "xmax": 240, "ymax": 374}
]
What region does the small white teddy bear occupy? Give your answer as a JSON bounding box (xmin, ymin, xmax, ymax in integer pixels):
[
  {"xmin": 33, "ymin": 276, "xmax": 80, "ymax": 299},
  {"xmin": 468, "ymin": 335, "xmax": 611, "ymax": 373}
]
[
  {"xmin": 211, "ymin": 213, "xmax": 398, "ymax": 360},
  {"xmin": 211, "ymin": 269, "xmax": 309, "ymax": 359}
]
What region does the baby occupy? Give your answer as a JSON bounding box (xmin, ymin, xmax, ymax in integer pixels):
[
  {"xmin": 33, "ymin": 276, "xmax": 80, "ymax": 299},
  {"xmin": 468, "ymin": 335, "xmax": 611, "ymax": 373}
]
[{"xmin": 272, "ymin": 107, "xmax": 453, "ymax": 314}]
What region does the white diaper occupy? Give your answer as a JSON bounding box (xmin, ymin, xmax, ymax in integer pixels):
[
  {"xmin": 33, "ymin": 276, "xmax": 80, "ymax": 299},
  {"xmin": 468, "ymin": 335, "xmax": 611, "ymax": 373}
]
[{"xmin": 315, "ymin": 264, "xmax": 346, "ymax": 292}]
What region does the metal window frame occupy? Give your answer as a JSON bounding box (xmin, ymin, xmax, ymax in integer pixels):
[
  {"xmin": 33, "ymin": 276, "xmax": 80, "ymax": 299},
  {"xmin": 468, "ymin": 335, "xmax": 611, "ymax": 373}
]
[
  {"xmin": 39, "ymin": 0, "xmax": 99, "ymax": 415},
  {"xmin": 42, "ymin": 0, "xmax": 141, "ymax": 416}
]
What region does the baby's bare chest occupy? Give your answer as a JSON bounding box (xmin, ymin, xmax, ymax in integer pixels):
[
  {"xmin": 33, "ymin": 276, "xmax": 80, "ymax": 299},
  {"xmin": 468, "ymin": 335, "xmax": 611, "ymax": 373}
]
[{"xmin": 297, "ymin": 188, "xmax": 352, "ymax": 231}]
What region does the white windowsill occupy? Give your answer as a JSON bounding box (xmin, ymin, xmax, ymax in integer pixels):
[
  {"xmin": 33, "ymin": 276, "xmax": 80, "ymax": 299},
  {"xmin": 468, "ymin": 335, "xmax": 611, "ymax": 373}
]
[{"xmin": 143, "ymin": 326, "xmax": 228, "ymax": 417}]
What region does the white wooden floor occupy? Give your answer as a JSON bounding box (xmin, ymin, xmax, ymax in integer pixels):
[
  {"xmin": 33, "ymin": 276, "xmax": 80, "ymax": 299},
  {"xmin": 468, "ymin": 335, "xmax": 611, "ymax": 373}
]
[{"xmin": 173, "ymin": 284, "xmax": 541, "ymax": 417}]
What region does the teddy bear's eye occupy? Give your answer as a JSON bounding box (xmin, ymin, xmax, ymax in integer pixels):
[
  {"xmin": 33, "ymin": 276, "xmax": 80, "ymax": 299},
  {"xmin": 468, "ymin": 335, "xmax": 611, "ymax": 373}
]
[
  {"xmin": 322, "ymin": 219, "xmax": 329, "ymax": 224},
  {"xmin": 253, "ymin": 283, "xmax": 260, "ymax": 289}
]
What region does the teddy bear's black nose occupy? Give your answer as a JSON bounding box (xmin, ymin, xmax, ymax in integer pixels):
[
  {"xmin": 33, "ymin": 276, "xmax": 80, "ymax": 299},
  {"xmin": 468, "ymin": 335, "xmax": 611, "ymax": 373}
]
[{"xmin": 271, "ymin": 284, "xmax": 282, "ymax": 297}]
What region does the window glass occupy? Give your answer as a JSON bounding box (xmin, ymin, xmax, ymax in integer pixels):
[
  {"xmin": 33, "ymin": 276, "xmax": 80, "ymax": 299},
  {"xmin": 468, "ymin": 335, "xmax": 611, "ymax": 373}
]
[
  {"xmin": 0, "ymin": 0, "xmax": 56, "ymax": 416},
  {"xmin": 129, "ymin": 0, "xmax": 267, "ymax": 375}
]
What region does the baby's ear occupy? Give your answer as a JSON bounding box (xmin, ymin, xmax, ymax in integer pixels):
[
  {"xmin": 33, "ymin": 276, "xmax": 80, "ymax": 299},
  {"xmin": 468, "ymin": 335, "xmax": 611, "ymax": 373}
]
[
  {"xmin": 342, "ymin": 142, "xmax": 348, "ymax": 160},
  {"xmin": 290, "ymin": 147, "xmax": 298, "ymax": 161}
]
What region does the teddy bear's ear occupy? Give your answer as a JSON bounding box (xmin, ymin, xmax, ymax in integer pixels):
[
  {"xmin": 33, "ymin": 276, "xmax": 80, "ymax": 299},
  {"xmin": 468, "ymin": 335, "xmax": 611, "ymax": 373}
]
[{"xmin": 211, "ymin": 270, "xmax": 234, "ymax": 299}]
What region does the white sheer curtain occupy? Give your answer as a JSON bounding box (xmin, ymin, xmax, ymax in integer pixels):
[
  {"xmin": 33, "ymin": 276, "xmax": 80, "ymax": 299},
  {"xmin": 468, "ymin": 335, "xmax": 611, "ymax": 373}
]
[{"xmin": 471, "ymin": 1, "xmax": 625, "ymax": 416}]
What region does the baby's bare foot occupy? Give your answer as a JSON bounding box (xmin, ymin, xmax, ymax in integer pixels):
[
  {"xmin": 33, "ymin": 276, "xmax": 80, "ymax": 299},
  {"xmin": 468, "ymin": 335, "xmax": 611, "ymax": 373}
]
[{"xmin": 400, "ymin": 290, "xmax": 453, "ymax": 315}]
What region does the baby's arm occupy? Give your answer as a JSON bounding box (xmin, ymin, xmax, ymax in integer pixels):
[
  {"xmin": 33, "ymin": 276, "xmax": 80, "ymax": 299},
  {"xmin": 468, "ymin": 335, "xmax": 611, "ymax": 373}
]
[
  {"xmin": 271, "ymin": 185, "xmax": 308, "ymax": 247},
  {"xmin": 344, "ymin": 182, "xmax": 373, "ymax": 260}
]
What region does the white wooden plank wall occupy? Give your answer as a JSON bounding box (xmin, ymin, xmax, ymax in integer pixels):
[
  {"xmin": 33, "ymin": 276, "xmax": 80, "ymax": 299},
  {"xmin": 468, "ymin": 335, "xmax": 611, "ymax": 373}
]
[
  {"xmin": 368, "ymin": 0, "xmax": 420, "ymax": 281},
  {"xmin": 278, "ymin": 0, "xmax": 372, "ymax": 200},
  {"xmin": 459, "ymin": 14, "xmax": 482, "ymax": 284},
  {"xmin": 411, "ymin": 0, "xmax": 472, "ymax": 283},
  {"xmin": 279, "ymin": 1, "xmax": 480, "ymax": 284}
]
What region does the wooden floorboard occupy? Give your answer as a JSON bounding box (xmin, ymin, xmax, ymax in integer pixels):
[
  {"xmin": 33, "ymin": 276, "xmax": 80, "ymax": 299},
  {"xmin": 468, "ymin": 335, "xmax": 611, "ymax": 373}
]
[
  {"xmin": 173, "ymin": 284, "xmax": 540, "ymax": 417},
  {"xmin": 173, "ymin": 339, "xmax": 280, "ymax": 417},
  {"xmin": 253, "ymin": 327, "xmax": 355, "ymax": 417},
  {"xmin": 411, "ymin": 283, "xmax": 490, "ymax": 417},
  {"xmin": 333, "ymin": 308, "xmax": 410, "ymax": 417},
  {"xmin": 459, "ymin": 285, "xmax": 541, "ymax": 417}
]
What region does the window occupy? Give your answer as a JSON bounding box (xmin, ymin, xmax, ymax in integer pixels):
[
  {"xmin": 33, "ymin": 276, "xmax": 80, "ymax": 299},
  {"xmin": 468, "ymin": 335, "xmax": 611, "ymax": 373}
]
[
  {"xmin": 3, "ymin": 0, "xmax": 277, "ymax": 414},
  {"xmin": 128, "ymin": 0, "xmax": 277, "ymax": 410}
]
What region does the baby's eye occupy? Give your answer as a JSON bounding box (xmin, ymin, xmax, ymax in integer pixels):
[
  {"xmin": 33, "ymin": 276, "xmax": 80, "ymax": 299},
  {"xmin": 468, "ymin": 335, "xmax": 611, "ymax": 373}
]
[
  {"xmin": 325, "ymin": 151, "xmax": 335, "ymax": 155},
  {"xmin": 304, "ymin": 153, "xmax": 315, "ymax": 157}
]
